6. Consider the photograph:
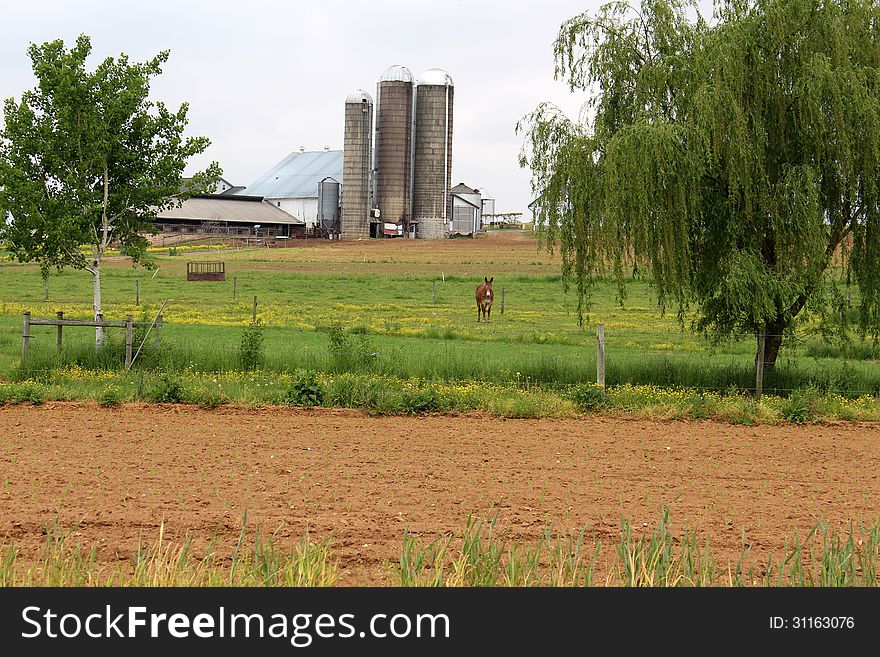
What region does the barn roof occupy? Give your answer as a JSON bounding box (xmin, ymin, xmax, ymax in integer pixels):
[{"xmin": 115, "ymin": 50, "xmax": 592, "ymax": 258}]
[
  {"xmin": 155, "ymin": 195, "xmax": 305, "ymax": 225},
  {"xmin": 241, "ymin": 150, "xmax": 344, "ymax": 199}
]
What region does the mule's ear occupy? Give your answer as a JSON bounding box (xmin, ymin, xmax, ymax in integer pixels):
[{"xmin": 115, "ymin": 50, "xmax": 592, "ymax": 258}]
[
  {"xmin": 484, "ymin": 276, "xmax": 488, "ymax": 283},
  {"xmin": 489, "ymin": 277, "xmax": 493, "ymax": 283}
]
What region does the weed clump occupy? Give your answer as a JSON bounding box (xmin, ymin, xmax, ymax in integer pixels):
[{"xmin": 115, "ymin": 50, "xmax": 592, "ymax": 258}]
[
  {"xmin": 148, "ymin": 373, "xmax": 186, "ymax": 404},
  {"xmin": 98, "ymin": 384, "xmax": 123, "ymax": 408},
  {"xmin": 569, "ymin": 383, "xmax": 610, "ymax": 412},
  {"xmin": 284, "ymin": 369, "xmax": 324, "ymax": 407}
]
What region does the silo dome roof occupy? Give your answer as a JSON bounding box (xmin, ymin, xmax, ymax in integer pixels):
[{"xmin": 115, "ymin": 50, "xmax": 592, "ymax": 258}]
[
  {"xmin": 380, "ymin": 65, "xmax": 414, "ymax": 83},
  {"xmin": 345, "ymin": 89, "xmax": 373, "ymax": 104},
  {"xmin": 418, "ymin": 68, "xmax": 454, "ymax": 86}
]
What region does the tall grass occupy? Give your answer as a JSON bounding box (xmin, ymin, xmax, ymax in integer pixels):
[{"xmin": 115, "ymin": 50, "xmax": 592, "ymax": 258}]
[
  {"xmin": 0, "ymin": 515, "xmax": 337, "ymax": 587},
  {"xmin": 395, "ymin": 512, "xmax": 880, "ymax": 588},
  {"xmin": 13, "ymin": 323, "xmax": 880, "ymax": 397},
  {"xmin": 3, "ymin": 513, "xmax": 878, "ymax": 587},
  {"xmin": 615, "ymin": 509, "xmax": 719, "ymax": 586},
  {"xmin": 396, "ymin": 515, "xmax": 600, "ymax": 587}
]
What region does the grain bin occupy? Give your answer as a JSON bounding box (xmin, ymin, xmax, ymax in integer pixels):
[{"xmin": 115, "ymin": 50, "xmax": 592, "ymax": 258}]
[
  {"xmin": 412, "ymin": 68, "xmax": 454, "ymax": 239},
  {"xmin": 341, "ymin": 90, "xmax": 373, "ymax": 239},
  {"xmin": 375, "ymin": 65, "xmax": 414, "ymax": 232},
  {"xmin": 317, "ymin": 176, "xmax": 341, "ymax": 235}
]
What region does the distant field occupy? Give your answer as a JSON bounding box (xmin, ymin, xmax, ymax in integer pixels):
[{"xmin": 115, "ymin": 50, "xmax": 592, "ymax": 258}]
[{"xmin": 1, "ymin": 231, "xmax": 878, "ymax": 396}]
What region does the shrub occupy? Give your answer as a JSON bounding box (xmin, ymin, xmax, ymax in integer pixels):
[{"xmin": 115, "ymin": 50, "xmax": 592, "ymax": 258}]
[
  {"xmin": 284, "ymin": 370, "xmax": 324, "ymax": 407},
  {"xmin": 99, "ymin": 384, "xmax": 123, "ymax": 408},
  {"xmin": 569, "ymin": 383, "xmax": 610, "ymax": 412},
  {"xmin": 781, "ymin": 387, "xmax": 818, "ymax": 423},
  {"xmin": 238, "ymin": 319, "xmax": 265, "ymax": 372},
  {"xmin": 148, "ymin": 374, "xmax": 186, "ymax": 404}
]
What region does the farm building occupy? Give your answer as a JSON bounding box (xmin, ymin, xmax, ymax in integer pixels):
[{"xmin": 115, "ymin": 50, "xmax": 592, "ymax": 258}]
[
  {"xmin": 154, "ymin": 194, "xmax": 306, "ymax": 237},
  {"xmin": 180, "ymin": 176, "xmax": 245, "ymax": 196},
  {"xmin": 237, "ymin": 148, "xmax": 343, "ymax": 229},
  {"xmin": 448, "ymin": 183, "xmax": 485, "ymax": 236},
  {"xmin": 210, "ymin": 177, "xmax": 244, "ymax": 195}
]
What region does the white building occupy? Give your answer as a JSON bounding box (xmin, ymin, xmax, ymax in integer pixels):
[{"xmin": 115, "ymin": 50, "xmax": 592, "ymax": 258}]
[{"xmin": 448, "ymin": 182, "xmax": 484, "ymax": 235}]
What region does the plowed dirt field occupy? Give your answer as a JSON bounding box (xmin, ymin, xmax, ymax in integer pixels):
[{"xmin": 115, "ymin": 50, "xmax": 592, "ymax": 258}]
[{"xmin": 2, "ymin": 402, "xmax": 878, "ymax": 584}]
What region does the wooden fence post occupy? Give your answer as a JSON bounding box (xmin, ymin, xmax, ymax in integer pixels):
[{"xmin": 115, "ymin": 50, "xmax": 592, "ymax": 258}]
[
  {"xmin": 22, "ymin": 312, "xmax": 30, "ymax": 362},
  {"xmin": 597, "ymin": 323, "xmax": 606, "ymax": 388},
  {"xmin": 755, "ymin": 329, "xmax": 766, "ymax": 399},
  {"xmin": 125, "ymin": 315, "xmax": 133, "ymax": 369},
  {"xmin": 56, "ymin": 311, "xmax": 64, "ymax": 350}
]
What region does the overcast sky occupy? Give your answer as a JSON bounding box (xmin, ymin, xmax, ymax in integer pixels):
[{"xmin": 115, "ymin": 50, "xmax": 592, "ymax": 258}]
[{"xmin": 0, "ymin": 0, "xmax": 694, "ymax": 218}]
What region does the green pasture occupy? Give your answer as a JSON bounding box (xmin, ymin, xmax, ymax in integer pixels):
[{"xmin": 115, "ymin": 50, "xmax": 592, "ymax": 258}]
[{"xmin": 1, "ymin": 240, "xmax": 878, "ymax": 397}]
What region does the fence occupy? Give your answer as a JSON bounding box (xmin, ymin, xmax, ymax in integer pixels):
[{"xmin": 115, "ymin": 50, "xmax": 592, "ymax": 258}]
[
  {"xmin": 21, "ymin": 311, "xmax": 162, "ymax": 370},
  {"xmin": 12, "ymin": 278, "xmax": 880, "ymax": 398},
  {"xmin": 187, "ymin": 261, "xmax": 226, "ymax": 281}
]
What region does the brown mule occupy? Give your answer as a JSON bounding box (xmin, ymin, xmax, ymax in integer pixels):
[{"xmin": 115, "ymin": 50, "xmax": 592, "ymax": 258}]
[{"xmin": 476, "ymin": 277, "xmax": 494, "ymax": 322}]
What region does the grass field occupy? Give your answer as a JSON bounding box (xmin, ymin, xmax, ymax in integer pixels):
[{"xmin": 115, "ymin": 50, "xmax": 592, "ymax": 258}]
[{"xmin": 2, "ymin": 231, "xmax": 879, "ymax": 412}]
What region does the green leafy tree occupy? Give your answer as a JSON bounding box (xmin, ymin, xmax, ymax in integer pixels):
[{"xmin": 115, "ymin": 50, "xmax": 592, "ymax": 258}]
[
  {"xmin": 519, "ymin": 0, "xmax": 880, "ymax": 370},
  {"xmin": 0, "ymin": 34, "xmax": 220, "ymax": 344}
]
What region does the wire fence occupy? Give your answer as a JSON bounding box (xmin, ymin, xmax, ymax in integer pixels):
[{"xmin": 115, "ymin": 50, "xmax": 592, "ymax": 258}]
[{"xmin": 9, "ymin": 318, "xmax": 880, "ymax": 398}]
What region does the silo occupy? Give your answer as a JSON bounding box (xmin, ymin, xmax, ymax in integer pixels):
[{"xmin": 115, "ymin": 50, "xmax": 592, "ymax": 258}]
[
  {"xmin": 317, "ymin": 177, "xmax": 340, "ymax": 235},
  {"xmin": 375, "ymin": 65, "xmax": 414, "ymax": 231},
  {"xmin": 341, "ymin": 90, "xmax": 373, "ymax": 239},
  {"xmin": 412, "ymin": 68, "xmax": 454, "ymax": 239}
]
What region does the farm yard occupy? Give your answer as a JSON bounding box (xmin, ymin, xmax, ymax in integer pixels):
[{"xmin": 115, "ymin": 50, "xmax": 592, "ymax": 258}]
[{"xmin": 1, "ymin": 230, "xmax": 880, "ymax": 585}]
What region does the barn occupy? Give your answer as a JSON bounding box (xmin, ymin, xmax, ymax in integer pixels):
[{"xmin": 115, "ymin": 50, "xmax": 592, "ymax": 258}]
[
  {"xmin": 237, "ymin": 148, "xmax": 343, "ymax": 229},
  {"xmin": 154, "ymin": 194, "xmax": 306, "ymax": 238}
]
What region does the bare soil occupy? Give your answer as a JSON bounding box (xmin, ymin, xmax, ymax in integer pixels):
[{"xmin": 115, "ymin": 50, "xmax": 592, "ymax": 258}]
[{"xmin": 1, "ymin": 402, "xmax": 878, "ymax": 584}]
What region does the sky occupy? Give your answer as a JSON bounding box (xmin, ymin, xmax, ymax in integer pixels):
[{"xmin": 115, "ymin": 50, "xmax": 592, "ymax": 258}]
[{"xmin": 0, "ymin": 0, "xmax": 708, "ymax": 218}]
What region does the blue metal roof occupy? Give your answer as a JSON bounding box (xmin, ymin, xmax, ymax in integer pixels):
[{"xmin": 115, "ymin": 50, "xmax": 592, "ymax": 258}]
[{"xmin": 241, "ymin": 150, "xmax": 344, "ymax": 199}]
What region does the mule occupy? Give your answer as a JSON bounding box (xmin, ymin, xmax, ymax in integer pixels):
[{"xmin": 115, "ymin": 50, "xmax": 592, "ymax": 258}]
[{"xmin": 476, "ymin": 277, "xmax": 494, "ymax": 322}]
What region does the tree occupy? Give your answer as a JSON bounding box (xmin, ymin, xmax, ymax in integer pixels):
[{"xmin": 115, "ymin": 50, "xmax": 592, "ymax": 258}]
[
  {"xmin": 519, "ymin": 0, "xmax": 880, "ymax": 371},
  {"xmin": 0, "ymin": 34, "xmax": 220, "ymax": 345}
]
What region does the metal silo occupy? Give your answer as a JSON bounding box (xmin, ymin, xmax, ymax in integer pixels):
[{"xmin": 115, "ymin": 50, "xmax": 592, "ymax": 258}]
[
  {"xmin": 412, "ymin": 68, "xmax": 454, "ymax": 239},
  {"xmin": 375, "ymin": 65, "xmax": 414, "ymax": 233},
  {"xmin": 317, "ymin": 176, "xmax": 340, "ymax": 236},
  {"xmin": 341, "ymin": 90, "xmax": 373, "ymax": 239}
]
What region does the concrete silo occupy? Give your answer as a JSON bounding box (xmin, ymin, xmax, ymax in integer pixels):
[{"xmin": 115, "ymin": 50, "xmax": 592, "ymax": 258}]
[
  {"xmin": 374, "ymin": 65, "xmax": 414, "ymax": 232},
  {"xmin": 412, "ymin": 68, "xmax": 454, "ymax": 239},
  {"xmin": 341, "ymin": 90, "xmax": 373, "ymax": 239}
]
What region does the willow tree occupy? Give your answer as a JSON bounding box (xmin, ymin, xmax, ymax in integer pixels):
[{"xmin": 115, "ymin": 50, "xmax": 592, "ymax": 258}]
[
  {"xmin": 0, "ymin": 35, "xmax": 220, "ymax": 345},
  {"xmin": 519, "ymin": 0, "xmax": 880, "ymax": 370}
]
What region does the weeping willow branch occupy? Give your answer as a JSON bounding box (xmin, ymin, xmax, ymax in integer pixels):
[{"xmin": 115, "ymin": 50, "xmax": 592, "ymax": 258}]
[{"xmin": 519, "ymin": 0, "xmax": 880, "ymax": 367}]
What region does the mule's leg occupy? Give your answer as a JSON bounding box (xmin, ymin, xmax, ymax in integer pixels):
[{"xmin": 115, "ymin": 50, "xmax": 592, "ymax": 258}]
[
  {"xmin": 477, "ymin": 303, "xmax": 481, "ymax": 322},
  {"xmin": 487, "ymin": 305, "xmax": 491, "ymax": 322}
]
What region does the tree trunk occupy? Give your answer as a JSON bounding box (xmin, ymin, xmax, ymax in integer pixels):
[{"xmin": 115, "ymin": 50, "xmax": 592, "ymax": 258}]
[
  {"xmin": 92, "ymin": 263, "xmax": 106, "ymax": 347},
  {"xmin": 756, "ymin": 323, "xmax": 786, "ymax": 374}
]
